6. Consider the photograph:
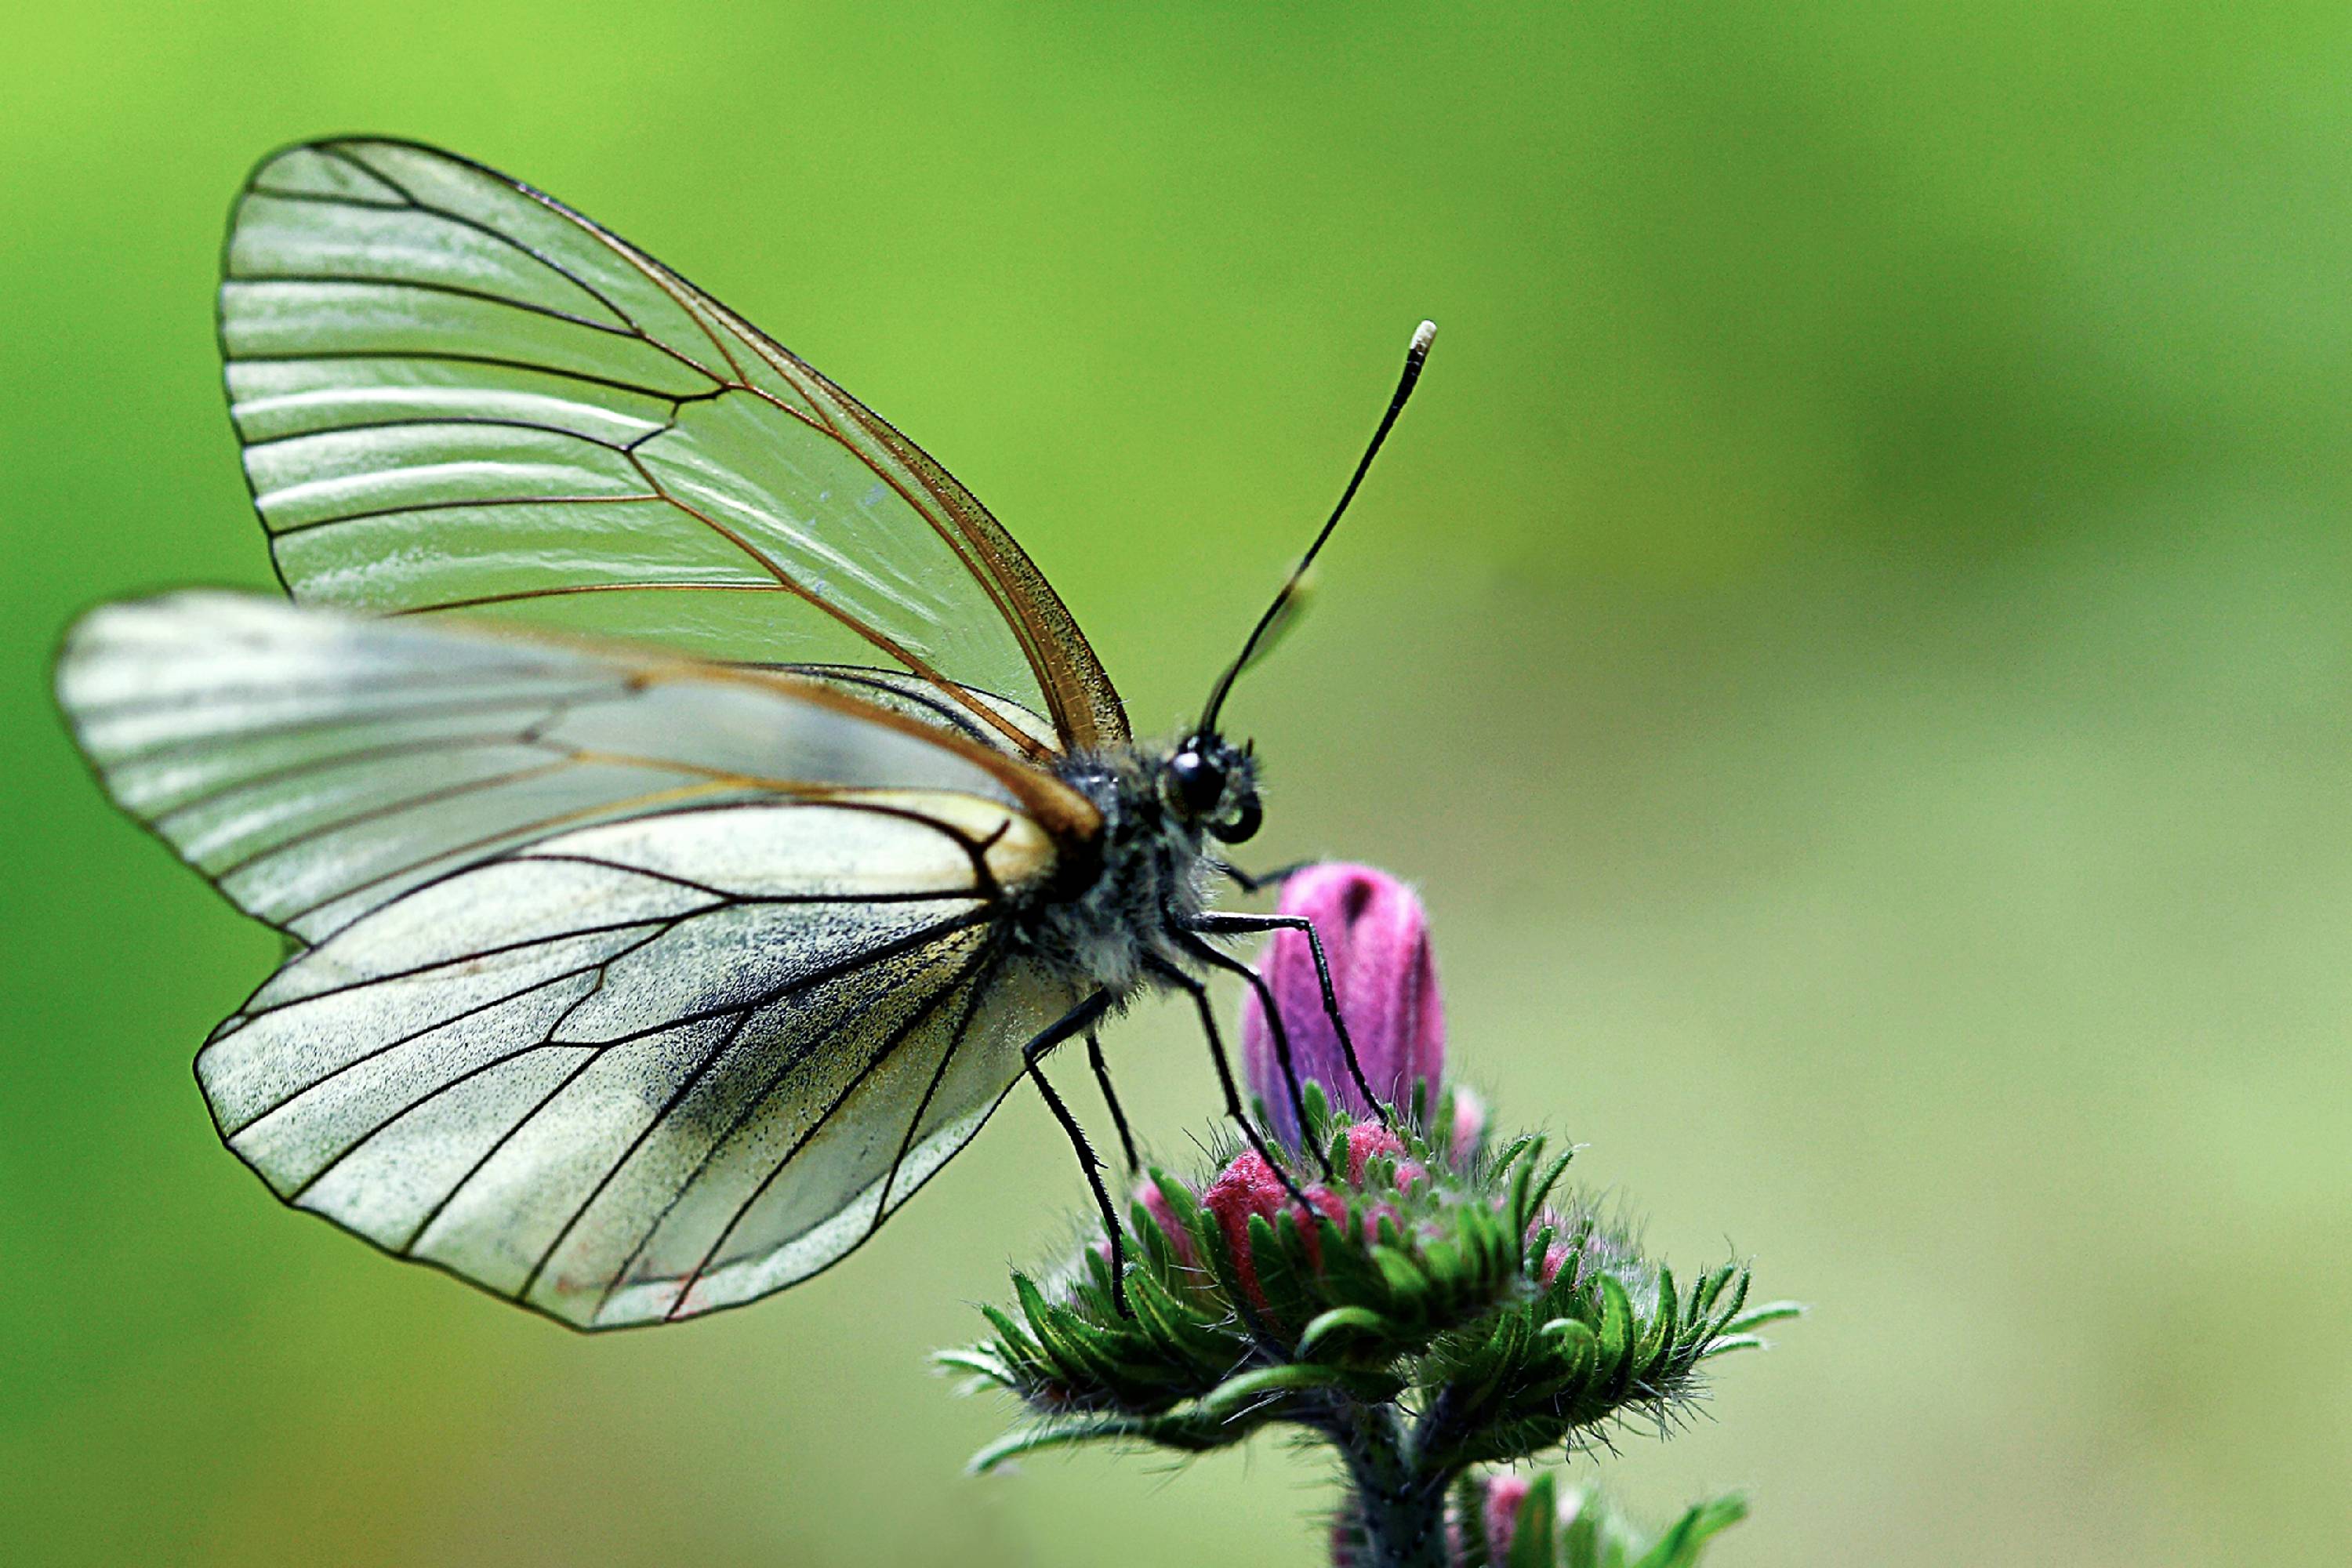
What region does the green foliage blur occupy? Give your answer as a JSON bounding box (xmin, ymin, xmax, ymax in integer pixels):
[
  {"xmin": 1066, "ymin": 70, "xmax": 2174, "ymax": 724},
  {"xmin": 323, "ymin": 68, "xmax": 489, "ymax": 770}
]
[{"xmin": 5, "ymin": 4, "xmax": 2348, "ymax": 1564}]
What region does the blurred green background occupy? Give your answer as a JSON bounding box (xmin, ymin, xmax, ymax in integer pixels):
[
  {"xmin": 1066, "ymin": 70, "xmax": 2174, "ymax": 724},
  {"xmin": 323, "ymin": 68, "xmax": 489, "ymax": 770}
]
[{"xmin": 6, "ymin": 3, "xmax": 2349, "ymax": 1563}]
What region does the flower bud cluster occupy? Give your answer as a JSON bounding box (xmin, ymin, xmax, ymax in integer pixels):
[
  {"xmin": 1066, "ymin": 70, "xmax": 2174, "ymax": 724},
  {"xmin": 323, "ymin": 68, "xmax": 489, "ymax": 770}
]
[
  {"xmin": 940, "ymin": 865, "xmax": 1794, "ymax": 1564},
  {"xmin": 949, "ymin": 1076, "xmax": 1781, "ymax": 1476}
]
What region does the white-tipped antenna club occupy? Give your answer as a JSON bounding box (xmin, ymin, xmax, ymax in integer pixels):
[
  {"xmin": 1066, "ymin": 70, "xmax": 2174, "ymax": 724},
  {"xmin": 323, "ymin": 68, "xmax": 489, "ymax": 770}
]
[{"xmin": 1200, "ymin": 320, "xmax": 1437, "ymax": 731}]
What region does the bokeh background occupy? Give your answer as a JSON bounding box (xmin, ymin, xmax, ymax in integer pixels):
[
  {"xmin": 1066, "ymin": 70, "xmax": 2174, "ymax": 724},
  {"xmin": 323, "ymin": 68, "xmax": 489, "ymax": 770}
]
[{"xmin": 6, "ymin": 4, "xmax": 2349, "ymax": 1563}]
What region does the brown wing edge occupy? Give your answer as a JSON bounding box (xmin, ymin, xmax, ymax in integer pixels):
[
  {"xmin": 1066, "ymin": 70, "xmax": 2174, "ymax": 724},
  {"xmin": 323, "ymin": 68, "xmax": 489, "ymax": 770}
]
[{"xmin": 755, "ymin": 341, "xmax": 1132, "ymax": 752}]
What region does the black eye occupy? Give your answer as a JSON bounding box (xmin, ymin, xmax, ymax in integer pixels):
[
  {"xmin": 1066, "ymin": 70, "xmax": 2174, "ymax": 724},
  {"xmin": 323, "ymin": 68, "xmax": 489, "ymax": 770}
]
[
  {"xmin": 1207, "ymin": 786, "xmax": 1261, "ymax": 845},
  {"xmin": 1164, "ymin": 750, "xmax": 1225, "ymax": 816}
]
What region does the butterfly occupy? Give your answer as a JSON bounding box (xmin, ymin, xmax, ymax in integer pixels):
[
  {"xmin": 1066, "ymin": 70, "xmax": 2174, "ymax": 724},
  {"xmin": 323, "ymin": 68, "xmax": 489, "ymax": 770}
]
[{"xmin": 55, "ymin": 138, "xmax": 1433, "ymax": 1330}]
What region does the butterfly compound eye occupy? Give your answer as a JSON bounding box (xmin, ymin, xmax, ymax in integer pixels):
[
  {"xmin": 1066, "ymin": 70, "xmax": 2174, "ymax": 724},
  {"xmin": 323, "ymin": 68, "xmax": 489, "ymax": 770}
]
[{"xmin": 1163, "ymin": 748, "xmax": 1227, "ymax": 818}]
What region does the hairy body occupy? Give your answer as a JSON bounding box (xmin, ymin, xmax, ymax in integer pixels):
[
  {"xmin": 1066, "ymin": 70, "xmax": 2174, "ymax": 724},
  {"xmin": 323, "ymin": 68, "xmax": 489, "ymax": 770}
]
[{"xmin": 1016, "ymin": 742, "xmax": 1253, "ymax": 995}]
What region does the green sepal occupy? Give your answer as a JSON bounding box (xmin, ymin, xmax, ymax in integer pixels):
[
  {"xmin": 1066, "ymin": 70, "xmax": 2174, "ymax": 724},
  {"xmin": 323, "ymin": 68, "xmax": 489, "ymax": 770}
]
[
  {"xmin": 1145, "ymin": 1166, "xmax": 1204, "ymax": 1233},
  {"xmin": 1124, "ymin": 1269, "xmax": 1239, "ymax": 1380},
  {"xmin": 1295, "ymin": 1305, "xmax": 1399, "ymax": 1360},
  {"xmin": 1631, "ymin": 1494, "xmax": 1749, "ymax": 1568},
  {"xmin": 966, "ymin": 1414, "xmax": 1210, "ymax": 1474},
  {"xmin": 1197, "ymin": 1362, "xmax": 1403, "ymax": 1421},
  {"xmin": 1725, "ymin": 1300, "xmax": 1803, "ymax": 1336},
  {"xmin": 1325, "ymin": 1119, "xmax": 1353, "ymax": 1179},
  {"xmin": 1502, "ymin": 1471, "xmax": 1558, "ymax": 1568},
  {"xmin": 1594, "ymin": 1274, "xmax": 1634, "ymax": 1393},
  {"xmin": 932, "ymin": 1346, "xmax": 1020, "ymax": 1389},
  {"xmin": 1523, "ymin": 1149, "xmax": 1575, "ymax": 1225},
  {"xmin": 1635, "ymin": 1265, "xmax": 1679, "ymax": 1381},
  {"xmin": 978, "ymin": 1303, "xmax": 1040, "ymax": 1364},
  {"xmin": 1298, "ymin": 1078, "xmax": 1334, "ymax": 1147}
]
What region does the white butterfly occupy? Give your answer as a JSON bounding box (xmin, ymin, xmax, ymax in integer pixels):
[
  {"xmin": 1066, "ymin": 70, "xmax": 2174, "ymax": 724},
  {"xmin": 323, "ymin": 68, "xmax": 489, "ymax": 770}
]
[{"xmin": 56, "ymin": 139, "xmax": 1432, "ymax": 1329}]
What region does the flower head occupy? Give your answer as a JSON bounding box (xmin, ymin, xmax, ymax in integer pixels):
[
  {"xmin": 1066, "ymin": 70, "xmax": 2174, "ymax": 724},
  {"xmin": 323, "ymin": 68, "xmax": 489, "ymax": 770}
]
[
  {"xmin": 952, "ymin": 1103, "xmax": 1791, "ymax": 1550},
  {"xmin": 948, "ymin": 861, "xmax": 1790, "ymax": 1568},
  {"xmin": 1242, "ymin": 863, "xmax": 1446, "ymax": 1145}
]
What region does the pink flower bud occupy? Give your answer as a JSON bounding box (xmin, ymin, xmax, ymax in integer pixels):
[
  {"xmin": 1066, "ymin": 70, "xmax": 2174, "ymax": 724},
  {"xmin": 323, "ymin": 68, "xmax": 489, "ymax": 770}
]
[
  {"xmin": 1343, "ymin": 1122, "xmax": 1403, "ymax": 1185},
  {"xmin": 1341, "ymin": 1121, "xmax": 1425, "ymax": 1192},
  {"xmin": 1528, "ymin": 1208, "xmax": 1576, "ymax": 1287},
  {"xmin": 1539, "ymin": 1239, "xmax": 1574, "ymax": 1287},
  {"xmin": 1241, "ymin": 864, "xmax": 1445, "ymax": 1146},
  {"xmin": 1134, "ymin": 1175, "xmax": 1199, "ymax": 1272},
  {"xmin": 1201, "ymin": 1150, "xmax": 1344, "ymax": 1312},
  {"xmin": 1482, "ymin": 1473, "xmax": 1534, "ymax": 1560},
  {"xmin": 1356, "ymin": 1200, "xmax": 1405, "ymax": 1247},
  {"xmin": 1448, "ymin": 1086, "xmax": 1487, "ymax": 1167}
]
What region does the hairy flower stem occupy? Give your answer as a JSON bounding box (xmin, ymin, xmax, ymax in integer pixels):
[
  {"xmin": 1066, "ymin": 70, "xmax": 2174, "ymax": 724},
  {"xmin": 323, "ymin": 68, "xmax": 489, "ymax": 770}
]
[{"xmin": 1328, "ymin": 1397, "xmax": 1454, "ymax": 1568}]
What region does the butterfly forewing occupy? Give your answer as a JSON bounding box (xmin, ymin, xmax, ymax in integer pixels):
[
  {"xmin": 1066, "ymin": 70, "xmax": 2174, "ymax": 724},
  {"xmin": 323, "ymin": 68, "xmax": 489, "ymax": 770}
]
[
  {"xmin": 194, "ymin": 800, "xmax": 1079, "ymax": 1328},
  {"xmin": 220, "ymin": 137, "xmax": 1127, "ymax": 755},
  {"xmin": 58, "ymin": 593, "xmax": 1092, "ymax": 942}
]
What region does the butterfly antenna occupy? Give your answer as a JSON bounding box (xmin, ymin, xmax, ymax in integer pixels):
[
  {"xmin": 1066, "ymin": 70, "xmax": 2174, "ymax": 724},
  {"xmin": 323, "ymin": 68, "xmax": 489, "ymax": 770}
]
[{"xmin": 1200, "ymin": 319, "xmax": 1437, "ymax": 733}]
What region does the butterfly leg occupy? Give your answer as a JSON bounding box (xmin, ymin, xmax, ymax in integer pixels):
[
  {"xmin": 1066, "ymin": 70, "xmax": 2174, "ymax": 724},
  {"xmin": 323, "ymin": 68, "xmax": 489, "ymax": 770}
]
[
  {"xmin": 1021, "ymin": 991, "xmax": 1131, "ymax": 1316},
  {"xmin": 1143, "ymin": 954, "xmax": 1318, "ymax": 1210},
  {"xmin": 1178, "ymin": 931, "xmax": 1336, "ymax": 1179},
  {"xmin": 1189, "ymin": 912, "xmax": 1393, "ymax": 1129},
  {"xmin": 1085, "ymin": 1029, "xmax": 1141, "ymax": 1174}
]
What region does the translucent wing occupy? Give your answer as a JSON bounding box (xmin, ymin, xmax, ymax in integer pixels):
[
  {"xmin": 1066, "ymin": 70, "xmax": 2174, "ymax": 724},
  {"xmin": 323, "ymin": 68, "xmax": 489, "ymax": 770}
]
[
  {"xmin": 196, "ymin": 801, "xmax": 1083, "ymax": 1328},
  {"xmin": 218, "ymin": 136, "xmax": 1128, "ymax": 757},
  {"xmin": 769, "ymin": 662, "xmax": 1062, "ymax": 758},
  {"xmin": 57, "ymin": 593, "xmax": 1094, "ymax": 943}
]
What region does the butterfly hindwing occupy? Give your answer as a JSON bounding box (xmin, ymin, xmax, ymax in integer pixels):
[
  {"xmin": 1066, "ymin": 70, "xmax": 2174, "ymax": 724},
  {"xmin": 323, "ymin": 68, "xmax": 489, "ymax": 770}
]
[{"xmin": 198, "ymin": 799, "xmax": 1080, "ymax": 1329}]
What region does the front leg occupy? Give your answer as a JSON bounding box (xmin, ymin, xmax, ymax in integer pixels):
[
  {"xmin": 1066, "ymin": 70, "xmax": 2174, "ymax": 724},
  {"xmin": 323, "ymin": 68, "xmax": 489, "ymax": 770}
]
[
  {"xmin": 1178, "ymin": 929, "xmax": 1335, "ymax": 1174},
  {"xmin": 1189, "ymin": 911, "xmax": 1391, "ymax": 1127},
  {"xmin": 1143, "ymin": 953, "xmax": 1318, "ymax": 1210}
]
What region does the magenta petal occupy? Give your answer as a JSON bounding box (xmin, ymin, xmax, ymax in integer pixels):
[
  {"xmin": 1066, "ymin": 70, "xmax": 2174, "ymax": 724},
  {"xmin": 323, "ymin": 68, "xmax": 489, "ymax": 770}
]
[{"xmin": 1240, "ymin": 864, "xmax": 1446, "ymax": 1145}]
